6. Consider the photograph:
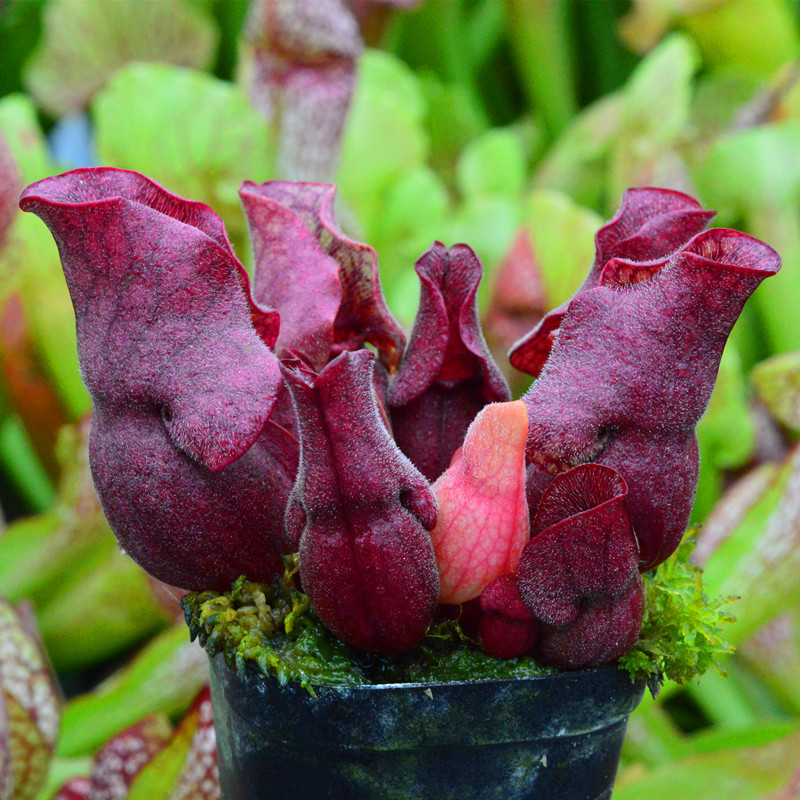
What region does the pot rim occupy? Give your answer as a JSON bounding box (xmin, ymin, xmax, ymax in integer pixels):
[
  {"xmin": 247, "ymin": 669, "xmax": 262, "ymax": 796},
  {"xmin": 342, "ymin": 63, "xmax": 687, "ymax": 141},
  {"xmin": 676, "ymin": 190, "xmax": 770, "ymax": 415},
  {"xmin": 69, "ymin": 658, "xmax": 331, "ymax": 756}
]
[
  {"xmin": 325, "ymin": 663, "xmax": 636, "ymax": 691},
  {"xmin": 213, "ymin": 654, "xmax": 643, "ymax": 693},
  {"xmin": 211, "ymin": 654, "xmax": 647, "ymax": 752}
]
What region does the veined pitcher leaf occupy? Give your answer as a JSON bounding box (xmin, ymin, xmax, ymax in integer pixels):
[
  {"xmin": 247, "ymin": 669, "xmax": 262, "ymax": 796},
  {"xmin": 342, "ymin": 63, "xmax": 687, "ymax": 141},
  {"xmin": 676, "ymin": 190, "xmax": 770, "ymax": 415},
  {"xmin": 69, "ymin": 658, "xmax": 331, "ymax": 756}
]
[{"xmin": 0, "ymin": 598, "xmax": 59, "ymax": 800}]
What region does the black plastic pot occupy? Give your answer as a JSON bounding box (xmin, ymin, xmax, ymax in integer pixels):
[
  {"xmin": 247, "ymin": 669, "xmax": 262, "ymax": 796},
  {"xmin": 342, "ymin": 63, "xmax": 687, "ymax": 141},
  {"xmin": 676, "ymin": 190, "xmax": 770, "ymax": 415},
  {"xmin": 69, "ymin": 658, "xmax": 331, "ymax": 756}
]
[{"xmin": 209, "ymin": 655, "xmax": 645, "ymax": 800}]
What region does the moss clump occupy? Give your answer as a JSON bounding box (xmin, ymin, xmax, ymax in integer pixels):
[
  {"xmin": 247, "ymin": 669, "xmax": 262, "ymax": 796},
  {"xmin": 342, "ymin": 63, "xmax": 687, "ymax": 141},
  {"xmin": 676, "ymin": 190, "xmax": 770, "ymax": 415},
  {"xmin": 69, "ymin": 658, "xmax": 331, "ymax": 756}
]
[
  {"xmin": 618, "ymin": 532, "xmax": 736, "ymax": 688},
  {"xmin": 182, "ymin": 556, "xmax": 369, "ymax": 689},
  {"xmin": 184, "ymin": 540, "xmax": 735, "ymax": 690},
  {"xmin": 183, "ymin": 555, "xmax": 553, "ymax": 687}
]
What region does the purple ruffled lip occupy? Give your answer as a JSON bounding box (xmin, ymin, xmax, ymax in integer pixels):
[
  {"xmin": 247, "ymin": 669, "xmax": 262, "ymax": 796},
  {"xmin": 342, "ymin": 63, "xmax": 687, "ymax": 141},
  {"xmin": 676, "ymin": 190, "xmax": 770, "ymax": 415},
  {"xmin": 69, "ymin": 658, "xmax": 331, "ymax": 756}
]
[
  {"xmin": 509, "ymin": 186, "xmax": 716, "ymax": 379},
  {"xmin": 240, "ymin": 179, "xmax": 406, "ymax": 371},
  {"xmin": 593, "ymin": 187, "xmax": 716, "ymax": 266},
  {"xmin": 388, "ymin": 242, "xmax": 509, "ymax": 406},
  {"xmin": 387, "ymin": 242, "xmax": 510, "ymax": 481},
  {"xmin": 20, "ymin": 167, "xmax": 279, "ymax": 348},
  {"xmin": 601, "ymin": 227, "xmax": 782, "ymax": 287}
]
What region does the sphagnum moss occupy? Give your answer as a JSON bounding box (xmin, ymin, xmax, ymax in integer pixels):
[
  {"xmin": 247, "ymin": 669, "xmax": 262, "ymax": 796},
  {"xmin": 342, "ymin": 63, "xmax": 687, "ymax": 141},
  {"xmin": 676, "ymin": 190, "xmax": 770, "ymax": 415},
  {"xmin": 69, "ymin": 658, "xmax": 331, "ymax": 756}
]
[{"xmin": 184, "ymin": 540, "xmax": 734, "ymax": 691}]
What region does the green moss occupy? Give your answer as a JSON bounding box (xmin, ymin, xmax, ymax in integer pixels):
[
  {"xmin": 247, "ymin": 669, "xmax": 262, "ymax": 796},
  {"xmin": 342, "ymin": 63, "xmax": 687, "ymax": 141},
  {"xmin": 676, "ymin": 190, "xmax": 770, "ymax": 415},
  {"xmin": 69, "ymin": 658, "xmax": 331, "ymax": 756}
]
[
  {"xmin": 619, "ymin": 532, "xmax": 736, "ymax": 687},
  {"xmin": 182, "ymin": 557, "xmax": 370, "ymax": 689},
  {"xmin": 183, "ymin": 541, "xmax": 734, "ymax": 690},
  {"xmin": 362, "ymin": 620, "xmax": 555, "ymax": 684}
]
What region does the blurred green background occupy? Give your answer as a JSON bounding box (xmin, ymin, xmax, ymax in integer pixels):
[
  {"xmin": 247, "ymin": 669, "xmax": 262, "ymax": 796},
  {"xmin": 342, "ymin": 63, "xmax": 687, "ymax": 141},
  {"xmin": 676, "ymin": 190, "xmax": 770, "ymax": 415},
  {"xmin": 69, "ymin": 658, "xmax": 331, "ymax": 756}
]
[{"xmin": 3, "ymin": 0, "xmax": 800, "ymax": 797}]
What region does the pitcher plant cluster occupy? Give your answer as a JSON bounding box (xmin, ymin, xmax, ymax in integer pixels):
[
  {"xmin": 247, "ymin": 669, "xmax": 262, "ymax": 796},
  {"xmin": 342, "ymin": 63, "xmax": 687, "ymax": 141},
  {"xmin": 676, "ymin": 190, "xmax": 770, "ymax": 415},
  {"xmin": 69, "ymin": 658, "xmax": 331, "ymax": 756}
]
[{"xmin": 19, "ymin": 170, "xmax": 779, "ymax": 671}]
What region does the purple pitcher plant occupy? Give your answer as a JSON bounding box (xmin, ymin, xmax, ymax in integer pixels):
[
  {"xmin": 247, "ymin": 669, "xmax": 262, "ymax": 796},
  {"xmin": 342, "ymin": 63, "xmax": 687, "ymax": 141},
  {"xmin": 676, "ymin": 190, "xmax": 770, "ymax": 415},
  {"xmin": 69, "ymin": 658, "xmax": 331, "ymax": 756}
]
[{"xmin": 19, "ymin": 172, "xmax": 780, "ymax": 669}]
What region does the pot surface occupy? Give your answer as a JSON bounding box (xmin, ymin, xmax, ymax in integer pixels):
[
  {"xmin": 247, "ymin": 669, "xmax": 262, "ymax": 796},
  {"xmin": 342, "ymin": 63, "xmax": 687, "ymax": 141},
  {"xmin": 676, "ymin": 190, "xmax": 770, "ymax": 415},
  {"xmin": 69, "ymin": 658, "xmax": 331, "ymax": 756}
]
[{"xmin": 210, "ymin": 655, "xmax": 645, "ymax": 800}]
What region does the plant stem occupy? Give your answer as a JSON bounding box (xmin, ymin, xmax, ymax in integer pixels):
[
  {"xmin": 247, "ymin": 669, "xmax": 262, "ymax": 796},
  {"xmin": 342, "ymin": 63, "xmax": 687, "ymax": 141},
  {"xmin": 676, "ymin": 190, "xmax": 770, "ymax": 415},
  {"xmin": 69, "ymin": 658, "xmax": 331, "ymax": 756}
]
[{"xmin": 503, "ymin": 0, "xmax": 578, "ymax": 140}]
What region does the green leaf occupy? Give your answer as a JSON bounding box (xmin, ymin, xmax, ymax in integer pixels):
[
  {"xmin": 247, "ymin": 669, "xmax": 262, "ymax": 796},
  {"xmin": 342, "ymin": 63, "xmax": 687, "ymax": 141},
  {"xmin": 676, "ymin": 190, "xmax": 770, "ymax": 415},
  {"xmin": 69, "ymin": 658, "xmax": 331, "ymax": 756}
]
[
  {"xmin": 615, "ymin": 726, "xmax": 800, "ymax": 800},
  {"xmin": 94, "ymin": 62, "xmax": 274, "ymax": 255},
  {"xmin": 697, "ymin": 122, "xmax": 800, "ymax": 218},
  {"xmin": 702, "ymin": 448, "xmax": 800, "ymax": 644},
  {"xmin": 690, "ymin": 68, "xmax": 765, "ymax": 143},
  {"xmin": 448, "ymin": 195, "xmax": 521, "ymax": 289},
  {"xmin": 533, "ymin": 93, "xmax": 623, "ymax": 210},
  {"xmin": 0, "ymin": 0, "xmax": 45, "ymax": 98},
  {"xmin": 0, "ymin": 424, "xmax": 110, "ymax": 605},
  {"xmin": 695, "ymin": 122, "xmax": 800, "ymax": 355},
  {"xmin": 126, "ymin": 714, "xmax": 194, "ymax": 800},
  {"xmin": 751, "ymin": 351, "xmax": 800, "ymax": 431},
  {"xmin": 0, "ymin": 597, "xmax": 60, "ymax": 800},
  {"xmin": 417, "ymin": 73, "xmax": 489, "ymax": 175},
  {"xmin": 24, "ymin": 0, "xmax": 219, "ymax": 116},
  {"xmin": 0, "ymin": 94, "xmax": 90, "ymax": 419},
  {"xmin": 57, "ymin": 625, "xmax": 208, "ymax": 758},
  {"xmin": 0, "ymin": 511, "xmax": 62, "ymax": 598},
  {"xmin": 0, "ymin": 94, "xmax": 53, "ymax": 184},
  {"xmin": 608, "ymin": 33, "xmax": 699, "ymax": 205},
  {"xmin": 693, "ymin": 344, "xmax": 756, "ymax": 519},
  {"xmin": 690, "ymin": 720, "xmax": 800, "ymax": 755},
  {"xmin": 337, "ymin": 50, "xmax": 429, "ymax": 240},
  {"xmin": 0, "ymin": 415, "xmax": 55, "ymax": 511},
  {"xmin": 367, "ymin": 165, "xmax": 450, "ymax": 327},
  {"xmin": 33, "ymin": 757, "xmax": 92, "ymax": 800},
  {"xmin": 502, "ymin": 0, "xmax": 577, "ymax": 140},
  {"xmin": 523, "ymin": 189, "xmax": 603, "ymax": 308},
  {"xmin": 738, "ymin": 611, "xmax": 800, "ymax": 715},
  {"xmin": 620, "ymin": 32, "xmax": 698, "ymax": 143},
  {"xmin": 681, "ymin": 0, "xmax": 800, "ymax": 78},
  {"xmin": 622, "ymin": 0, "xmax": 799, "ymax": 77},
  {"xmin": 622, "ymin": 692, "xmax": 689, "ymax": 767},
  {"xmin": 684, "ymin": 664, "xmax": 769, "ymax": 728},
  {"xmin": 455, "ymin": 128, "xmax": 527, "ymax": 200},
  {"xmin": 35, "ymin": 539, "xmax": 172, "ymax": 672}
]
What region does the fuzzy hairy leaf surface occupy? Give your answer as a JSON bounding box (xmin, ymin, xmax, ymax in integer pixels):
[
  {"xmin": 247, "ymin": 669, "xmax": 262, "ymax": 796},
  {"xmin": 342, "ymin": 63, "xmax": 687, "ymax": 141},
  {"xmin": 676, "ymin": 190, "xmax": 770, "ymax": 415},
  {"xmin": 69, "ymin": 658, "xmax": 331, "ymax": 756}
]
[{"xmin": 20, "ymin": 168, "xmax": 295, "ymax": 591}]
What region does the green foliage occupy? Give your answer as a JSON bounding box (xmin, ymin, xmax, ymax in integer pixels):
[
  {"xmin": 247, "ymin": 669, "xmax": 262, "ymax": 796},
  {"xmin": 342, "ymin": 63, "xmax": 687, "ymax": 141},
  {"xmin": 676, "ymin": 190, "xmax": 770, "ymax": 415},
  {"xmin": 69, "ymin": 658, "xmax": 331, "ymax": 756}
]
[
  {"xmin": 0, "ymin": 0, "xmax": 44, "ymax": 98},
  {"xmin": 680, "ymin": 0, "xmax": 800, "ymax": 78},
  {"xmin": 695, "ymin": 122, "xmax": 800, "ymax": 357},
  {"xmin": 0, "ymin": 93, "xmax": 90, "ymax": 420},
  {"xmin": 619, "ymin": 534, "xmax": 736, "ymax": 686},
  {"xmin": 58, "ymin": 624, "xmax": 208, "ymax": 758},
  {"xmin": 615, "ymin": 725, "xmax": 800, "ymax": 800},
  {"xmin": 693, "ymin": 344, "xmax": 756, "ymax": 520},
  {"xmin": 1, "ymin": 3, "xmax": 799, "ymax": 791},
  {"xmin": 608, "ymin": 33, "xmax": 699, "ymax": 207},
  {"xmin": 24, "ymin": 0, "xmax": 218, "ymax": 116},
  {"xmin": 523, "ymin": 189, "xmax": 603, "ymax": 307},
  {"xmin": 336, "ymin": 50, "xmax": 451, "ymax": 321},
  {"xmin": 701, "ymin": 447, "xmax": 800, "ymax": 647},
  {"xmin": 337, "ymin": 49, "xmax": 429, "ymax": 238},
  {"xmin": 456, "ymin": 128, "xmax": 527, "ymax": 199},
  {"xmin": 751, "ymin": 350, "xmax": 800, "ymax": 431}
]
